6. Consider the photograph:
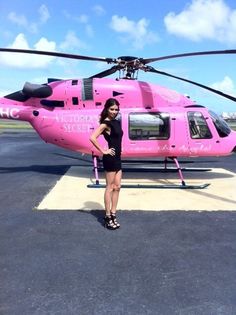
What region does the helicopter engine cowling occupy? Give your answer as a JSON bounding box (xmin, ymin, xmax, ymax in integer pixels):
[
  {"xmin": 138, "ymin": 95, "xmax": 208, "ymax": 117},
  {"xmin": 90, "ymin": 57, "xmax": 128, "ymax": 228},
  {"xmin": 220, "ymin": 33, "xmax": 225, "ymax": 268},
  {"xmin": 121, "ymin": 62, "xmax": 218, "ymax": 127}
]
[{"xmin": 22, "ymin": 82, "xmax": 53, "ymax": 98}]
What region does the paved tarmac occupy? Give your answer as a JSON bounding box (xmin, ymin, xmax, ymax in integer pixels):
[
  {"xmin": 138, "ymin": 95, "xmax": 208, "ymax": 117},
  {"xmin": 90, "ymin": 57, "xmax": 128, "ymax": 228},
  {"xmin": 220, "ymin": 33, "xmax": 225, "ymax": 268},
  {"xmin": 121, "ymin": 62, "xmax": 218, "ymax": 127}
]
[{"xmin": 1, "ymin": 131, "xmax": 236, "ymax": 315}]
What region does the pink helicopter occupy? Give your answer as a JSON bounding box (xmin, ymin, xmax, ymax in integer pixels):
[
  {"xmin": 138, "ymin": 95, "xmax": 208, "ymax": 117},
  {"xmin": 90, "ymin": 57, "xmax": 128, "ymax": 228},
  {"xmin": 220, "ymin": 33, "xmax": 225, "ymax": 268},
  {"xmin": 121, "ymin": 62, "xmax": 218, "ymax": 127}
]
[{"xmin": 0, "ymin": 48, "xmax": 236, "ymax": 188}]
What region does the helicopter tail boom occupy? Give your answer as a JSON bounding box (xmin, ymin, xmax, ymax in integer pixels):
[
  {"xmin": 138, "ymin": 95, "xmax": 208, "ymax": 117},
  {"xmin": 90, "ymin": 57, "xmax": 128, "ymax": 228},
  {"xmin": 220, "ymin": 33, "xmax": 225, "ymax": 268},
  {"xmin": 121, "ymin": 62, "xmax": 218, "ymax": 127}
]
[{"xmin": 0, "ymin": 100, "xmax": 33, "ymax": 122}]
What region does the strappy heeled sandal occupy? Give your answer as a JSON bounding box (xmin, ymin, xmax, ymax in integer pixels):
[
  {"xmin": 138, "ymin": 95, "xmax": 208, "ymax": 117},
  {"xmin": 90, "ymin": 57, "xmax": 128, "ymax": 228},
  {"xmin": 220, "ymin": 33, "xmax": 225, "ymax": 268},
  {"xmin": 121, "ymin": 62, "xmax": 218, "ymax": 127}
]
[
  {"xmin": 111, "ymin": 212, "xmax": 120, "ymax": 228},
  {"xmin": 104, "ymin": 215, "xmax": 117, "ymax": 230}
]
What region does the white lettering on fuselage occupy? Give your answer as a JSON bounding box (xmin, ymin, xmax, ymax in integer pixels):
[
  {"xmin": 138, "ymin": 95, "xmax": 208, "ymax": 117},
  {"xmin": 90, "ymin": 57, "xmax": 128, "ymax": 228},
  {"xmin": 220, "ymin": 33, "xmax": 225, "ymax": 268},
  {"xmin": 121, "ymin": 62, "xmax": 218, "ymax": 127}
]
[
  {"xmin": 55, "ymin": 114, "xmax": 97, "ymax": 123},
  {"xmin": 55, "ymin": 113, "xmax": 97, "ymax": 133},
  {"xmin": 128, "ymin": 144, "xmax": 212, "ymax": 154},
  {"xmin": 0, "ymin": 108, "xmax": 20, "ymax": 119},
  {"xmin": 63, "ymin": 123, "xmax": 91, "ymax": 133},
  {"xmin": 190, "ymin": 144, "xmax": 212, "ymax": 153}
]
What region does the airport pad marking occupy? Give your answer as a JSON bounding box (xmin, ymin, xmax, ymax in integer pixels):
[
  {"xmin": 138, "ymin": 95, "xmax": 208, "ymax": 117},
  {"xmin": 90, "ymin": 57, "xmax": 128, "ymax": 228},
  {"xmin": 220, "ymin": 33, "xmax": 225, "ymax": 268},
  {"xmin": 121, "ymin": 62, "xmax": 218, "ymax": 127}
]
[{"xmin": 36, "ymin": 166, "xmax": 236, "ymax": 211}]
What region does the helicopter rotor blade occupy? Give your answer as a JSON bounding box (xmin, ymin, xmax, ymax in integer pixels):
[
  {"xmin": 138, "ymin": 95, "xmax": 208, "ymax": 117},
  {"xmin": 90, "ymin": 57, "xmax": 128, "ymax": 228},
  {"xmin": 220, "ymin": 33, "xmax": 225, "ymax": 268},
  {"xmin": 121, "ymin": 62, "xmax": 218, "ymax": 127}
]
[
  {"xmin": 142, "ymin": 49, "xmax": 236, "ymax": 64},
  {"xmin": 89, "ymin": 66, "xmax": 120, "ymax": 78},
  {"xmin": 1, "ymin": 48, "xmax": 236, "ymax": 94},
  {"xmin": 147, "ymin": 66, "xmax": 236, "ymax": 102},
  {"xmin": 0, "ymin": 48, "xmax": 115, "ymax": 63}
]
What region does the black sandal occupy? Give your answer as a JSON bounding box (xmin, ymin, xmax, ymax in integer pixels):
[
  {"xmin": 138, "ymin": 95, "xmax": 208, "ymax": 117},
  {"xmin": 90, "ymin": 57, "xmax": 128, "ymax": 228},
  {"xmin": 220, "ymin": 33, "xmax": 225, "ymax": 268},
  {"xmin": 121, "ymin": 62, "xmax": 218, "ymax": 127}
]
[
  {"xmin": 111, "ymin": 213, "xmax": 120, "ymax": 228},
  {"xmin": 104, "ymin": 215, "xmax": 117, "ymax": 230}
]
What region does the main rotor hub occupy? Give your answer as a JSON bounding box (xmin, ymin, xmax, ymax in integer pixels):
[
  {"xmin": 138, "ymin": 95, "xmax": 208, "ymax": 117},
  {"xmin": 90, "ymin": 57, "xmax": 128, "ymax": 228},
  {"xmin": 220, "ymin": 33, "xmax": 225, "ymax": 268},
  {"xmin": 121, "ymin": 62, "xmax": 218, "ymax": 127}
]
[
  {"xmin": 116, "ymin": 56, "xmax": 146, "ymax": 79},
  {"xmin": 117, "ymin": 56, "xmax": 141, "ymax": 67}
]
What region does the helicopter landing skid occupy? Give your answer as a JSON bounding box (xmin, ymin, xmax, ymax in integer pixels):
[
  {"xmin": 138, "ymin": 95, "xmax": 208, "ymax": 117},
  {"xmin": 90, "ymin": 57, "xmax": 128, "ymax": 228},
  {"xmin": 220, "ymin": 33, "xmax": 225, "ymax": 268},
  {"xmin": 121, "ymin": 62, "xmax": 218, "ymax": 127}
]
[
  {"xmin": 87, "ymin": 183, "xmax": 210, "ymax": 189},
  {"xmin": 90, "ymin": 155, "xmax": 210, "ymax": 189}
]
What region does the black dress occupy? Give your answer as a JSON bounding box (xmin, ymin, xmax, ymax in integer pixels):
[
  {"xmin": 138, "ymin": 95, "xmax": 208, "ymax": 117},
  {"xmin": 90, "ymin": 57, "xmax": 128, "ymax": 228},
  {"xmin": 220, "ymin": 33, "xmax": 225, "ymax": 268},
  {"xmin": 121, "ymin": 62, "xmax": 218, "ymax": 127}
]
[{"xmin": 102, "ymin": 119, "xmax": 123, "ymax": 172}]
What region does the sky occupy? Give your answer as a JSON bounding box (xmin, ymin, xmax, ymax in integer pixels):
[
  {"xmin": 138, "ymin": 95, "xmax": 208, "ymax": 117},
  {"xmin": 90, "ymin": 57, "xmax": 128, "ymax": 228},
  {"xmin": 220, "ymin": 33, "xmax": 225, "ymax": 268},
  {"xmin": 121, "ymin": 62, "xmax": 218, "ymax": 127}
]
[{"xmin": 0, "ymin": 0, "xmax": 236, "ymax": 114}]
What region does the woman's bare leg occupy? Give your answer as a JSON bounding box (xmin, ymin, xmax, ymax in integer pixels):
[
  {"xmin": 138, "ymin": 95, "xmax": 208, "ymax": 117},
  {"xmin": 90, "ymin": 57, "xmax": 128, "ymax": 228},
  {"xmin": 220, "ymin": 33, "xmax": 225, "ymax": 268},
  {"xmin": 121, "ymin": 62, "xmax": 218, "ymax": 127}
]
[
  {"xmin": 104, "ymin": 171, "xmax": 116, "ymax": 215},
  {"xmin": 111, "ymin": 170, "xmax": 122, "ymax": 214}
]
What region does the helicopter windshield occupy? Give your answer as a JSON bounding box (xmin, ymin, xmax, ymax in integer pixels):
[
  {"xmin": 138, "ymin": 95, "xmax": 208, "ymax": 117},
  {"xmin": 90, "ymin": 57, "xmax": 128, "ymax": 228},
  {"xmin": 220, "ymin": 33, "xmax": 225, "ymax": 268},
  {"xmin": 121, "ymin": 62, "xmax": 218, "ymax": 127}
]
[{"xmin": 209, "ymin": 110, "xmax": 231, "ymax": 137}]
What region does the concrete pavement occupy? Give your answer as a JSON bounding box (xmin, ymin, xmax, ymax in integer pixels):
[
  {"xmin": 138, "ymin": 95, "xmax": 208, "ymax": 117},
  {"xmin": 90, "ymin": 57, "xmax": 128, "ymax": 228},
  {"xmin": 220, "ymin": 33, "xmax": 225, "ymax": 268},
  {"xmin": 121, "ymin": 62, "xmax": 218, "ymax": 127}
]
[{"xmin": 37, "ymin": 165, "xmax": 236, "ymax": 211}]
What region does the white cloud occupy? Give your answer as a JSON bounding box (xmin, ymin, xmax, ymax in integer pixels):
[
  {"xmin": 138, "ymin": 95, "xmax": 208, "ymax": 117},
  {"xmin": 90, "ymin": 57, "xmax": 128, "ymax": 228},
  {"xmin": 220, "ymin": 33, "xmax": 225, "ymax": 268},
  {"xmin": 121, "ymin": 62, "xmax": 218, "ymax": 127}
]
[
  {"xmin": 59, "ymin": 31, "xmax": 88, "ymax": 51},
  {"xmin": 76, "ymin": 15, "xmax": 94, "ymax": 36},
  {"xmin": 8, "ymin": 12, "xmax": 28, "ymax": 28},
  {"xmin": 7, "ymin": 4, "xmax": 50, "ymax": 34},
  {"xmin": 39, "ymin": 4, "xmax": 50, "ymax": 24},
  {"xmin": 164, "ymin": 0, "xmax": 236, "ymax": 44},
  {"xmin": 0, "ymin": 33, "xmax": 56, "ymax": 68},
  {"xmin": 77, "ymin": 14, "xmax": 89, "ymax": 24},
  {"xmin": 63, "ymin": 12, "xmax": 94, "ymax": 38},
  {"xmin": 63, "ymin": 11, "xmax": 89, "ymax": 24},
  {"xmin": 110, "ymin": 15, "xmax": 159, "ymax": 49},
  {"xmin": 92, "ymin": 5, "xmax": 106, "ymax": 16},
  {"xmin": 211, "ymin": 76, "xmax": 236, "ymax": 96}
]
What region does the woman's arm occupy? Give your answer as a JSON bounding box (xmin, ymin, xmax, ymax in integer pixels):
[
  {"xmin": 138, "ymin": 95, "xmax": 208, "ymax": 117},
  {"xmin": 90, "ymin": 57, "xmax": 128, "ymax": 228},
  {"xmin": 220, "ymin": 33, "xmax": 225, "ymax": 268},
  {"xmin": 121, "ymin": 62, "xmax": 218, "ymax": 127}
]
[{"xmin": 90, "ymin": 124, "xmax": 115, "ymax": 155}]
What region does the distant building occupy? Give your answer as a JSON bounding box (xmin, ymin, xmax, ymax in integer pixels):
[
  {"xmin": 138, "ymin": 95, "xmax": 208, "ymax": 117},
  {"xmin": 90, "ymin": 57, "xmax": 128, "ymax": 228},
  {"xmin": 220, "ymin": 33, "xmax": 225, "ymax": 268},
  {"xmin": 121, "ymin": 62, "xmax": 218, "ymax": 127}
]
[{"xmin": 221, "ymin": 112, "xmax": 236, "ymax": 121}]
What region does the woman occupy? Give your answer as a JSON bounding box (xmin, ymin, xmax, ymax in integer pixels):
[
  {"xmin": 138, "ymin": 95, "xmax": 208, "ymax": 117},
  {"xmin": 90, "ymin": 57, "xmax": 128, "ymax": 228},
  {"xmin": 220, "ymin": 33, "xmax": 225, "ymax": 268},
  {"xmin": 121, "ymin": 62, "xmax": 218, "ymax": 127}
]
[{"xmin": 90, "ymin": 98, "xmax": 123, "ymax": 230}]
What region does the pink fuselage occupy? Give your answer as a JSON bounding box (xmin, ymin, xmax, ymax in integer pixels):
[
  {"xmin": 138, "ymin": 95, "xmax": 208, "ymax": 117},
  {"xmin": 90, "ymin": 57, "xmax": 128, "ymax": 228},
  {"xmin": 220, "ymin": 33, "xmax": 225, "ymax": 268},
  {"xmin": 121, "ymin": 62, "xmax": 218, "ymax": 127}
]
[{"xmin": 1, "ymin": 77, "xmax": 236, "ymax": 158}]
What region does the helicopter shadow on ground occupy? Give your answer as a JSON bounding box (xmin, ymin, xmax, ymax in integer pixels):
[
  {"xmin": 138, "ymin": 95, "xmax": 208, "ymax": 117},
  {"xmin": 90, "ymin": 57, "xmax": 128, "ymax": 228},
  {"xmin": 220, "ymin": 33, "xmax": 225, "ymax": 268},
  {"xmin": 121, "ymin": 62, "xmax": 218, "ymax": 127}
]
[
  {"xmin": 109, "ymin": 166, "xmax": 235, "ymax": 180},
  {"xmin": 183, "ymin": 185, "xmax": 236, "ymax": 206},
  {"xmin": 53, "ymin": 152, "xmax": 93, "ymax": 164},
  {"xmin": 1, "ymin": 162, "xmax": 233, "ymax": 182},
  {"xmin": 0, "ymin": 164, "xmax": 89, "ymax": 175},
  {"xmin": 0, "ymin": 150, "xmax": 92, "ymax": 175},
  {"xmin": 64, "ymin": 162, "xmax": 236, "ymax": 184}
]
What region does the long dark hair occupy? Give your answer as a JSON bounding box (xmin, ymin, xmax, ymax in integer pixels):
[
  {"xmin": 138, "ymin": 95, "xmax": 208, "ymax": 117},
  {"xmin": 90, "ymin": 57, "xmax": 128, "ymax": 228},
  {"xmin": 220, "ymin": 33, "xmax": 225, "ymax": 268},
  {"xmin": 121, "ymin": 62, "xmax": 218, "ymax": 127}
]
[{"xmin": 99, "ymin": 98, "xmax": 120, "ymax": 124}]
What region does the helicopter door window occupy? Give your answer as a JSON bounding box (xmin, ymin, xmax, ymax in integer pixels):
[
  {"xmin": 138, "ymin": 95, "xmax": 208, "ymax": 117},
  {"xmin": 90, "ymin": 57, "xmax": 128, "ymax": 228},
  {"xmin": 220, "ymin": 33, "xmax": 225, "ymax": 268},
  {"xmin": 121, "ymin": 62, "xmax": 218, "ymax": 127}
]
[
  {"xmin": 129, "ymin": 112, "xmax": 170, "ymax": 140},
  {"xmin": 187, "ymin": 112, "xmax": 212, "ymax": 139}
]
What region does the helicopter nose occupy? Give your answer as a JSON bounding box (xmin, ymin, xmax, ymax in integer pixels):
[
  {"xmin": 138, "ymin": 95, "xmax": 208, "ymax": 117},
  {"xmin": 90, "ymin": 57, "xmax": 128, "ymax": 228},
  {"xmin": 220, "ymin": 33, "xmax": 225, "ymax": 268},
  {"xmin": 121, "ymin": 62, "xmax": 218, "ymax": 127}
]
[{"xmin": 231, "ymin": 130, "xmax": 236, "ymax": 153}]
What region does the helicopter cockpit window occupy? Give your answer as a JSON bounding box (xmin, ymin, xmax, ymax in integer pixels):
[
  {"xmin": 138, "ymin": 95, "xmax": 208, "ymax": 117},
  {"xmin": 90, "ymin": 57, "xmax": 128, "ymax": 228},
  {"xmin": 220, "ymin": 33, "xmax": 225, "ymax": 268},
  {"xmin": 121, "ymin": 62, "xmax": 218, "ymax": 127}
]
[
  {"xmin": 209, "ymin": 110, "xmax": 231, "ymax": 137},
  {"xmin": 187, "ymin": 112, "xmax": 212, "ymax": 139},
  {"xmin": 129, "ymin": 112, "xmax": 170, "ymax": 140}
]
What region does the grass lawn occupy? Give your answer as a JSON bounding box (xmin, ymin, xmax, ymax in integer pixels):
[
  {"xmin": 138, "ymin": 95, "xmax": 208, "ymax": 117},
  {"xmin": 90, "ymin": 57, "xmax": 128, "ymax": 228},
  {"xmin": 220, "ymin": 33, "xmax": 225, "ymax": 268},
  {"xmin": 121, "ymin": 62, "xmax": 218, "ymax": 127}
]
[{"xmin": 0, "ymin": 120, "xmax": 32, "ymax": 132}]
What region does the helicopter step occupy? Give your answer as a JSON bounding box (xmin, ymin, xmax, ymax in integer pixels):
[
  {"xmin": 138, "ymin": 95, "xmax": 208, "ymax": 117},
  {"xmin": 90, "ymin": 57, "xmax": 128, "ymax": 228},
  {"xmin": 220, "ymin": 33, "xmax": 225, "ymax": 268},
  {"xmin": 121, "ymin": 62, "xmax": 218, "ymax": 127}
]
[
  {"xmin": 87, "ymin": 183, "xmax": 210, "ymax": 189},
  {"xmin": 89, "ymin": 155, "xmax": 210, "ymax": 189}
]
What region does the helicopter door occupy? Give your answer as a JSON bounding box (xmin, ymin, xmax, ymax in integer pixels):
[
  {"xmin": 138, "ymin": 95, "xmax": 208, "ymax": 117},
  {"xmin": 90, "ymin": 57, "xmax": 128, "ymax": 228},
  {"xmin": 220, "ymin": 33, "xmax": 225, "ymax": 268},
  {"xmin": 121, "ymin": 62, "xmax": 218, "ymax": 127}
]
[
  {"xmin": 126, "ymin": 112, "xmax": 171, "ymax": 157},
  {"xmin": 170, "ymin": 112, "xmax": 191, "ymax": 156},
  {"xmin": 186, "ymin": 111, "xmax": 217, "ymax": 155}
]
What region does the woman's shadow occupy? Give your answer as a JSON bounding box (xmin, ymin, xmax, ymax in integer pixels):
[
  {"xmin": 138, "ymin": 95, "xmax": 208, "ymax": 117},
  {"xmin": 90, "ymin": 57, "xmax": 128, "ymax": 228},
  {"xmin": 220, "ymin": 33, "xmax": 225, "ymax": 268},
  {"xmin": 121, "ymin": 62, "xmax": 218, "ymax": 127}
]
[{"xmin": 80, "ymin": 201, "xmax": 105, "ymax": 226}]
